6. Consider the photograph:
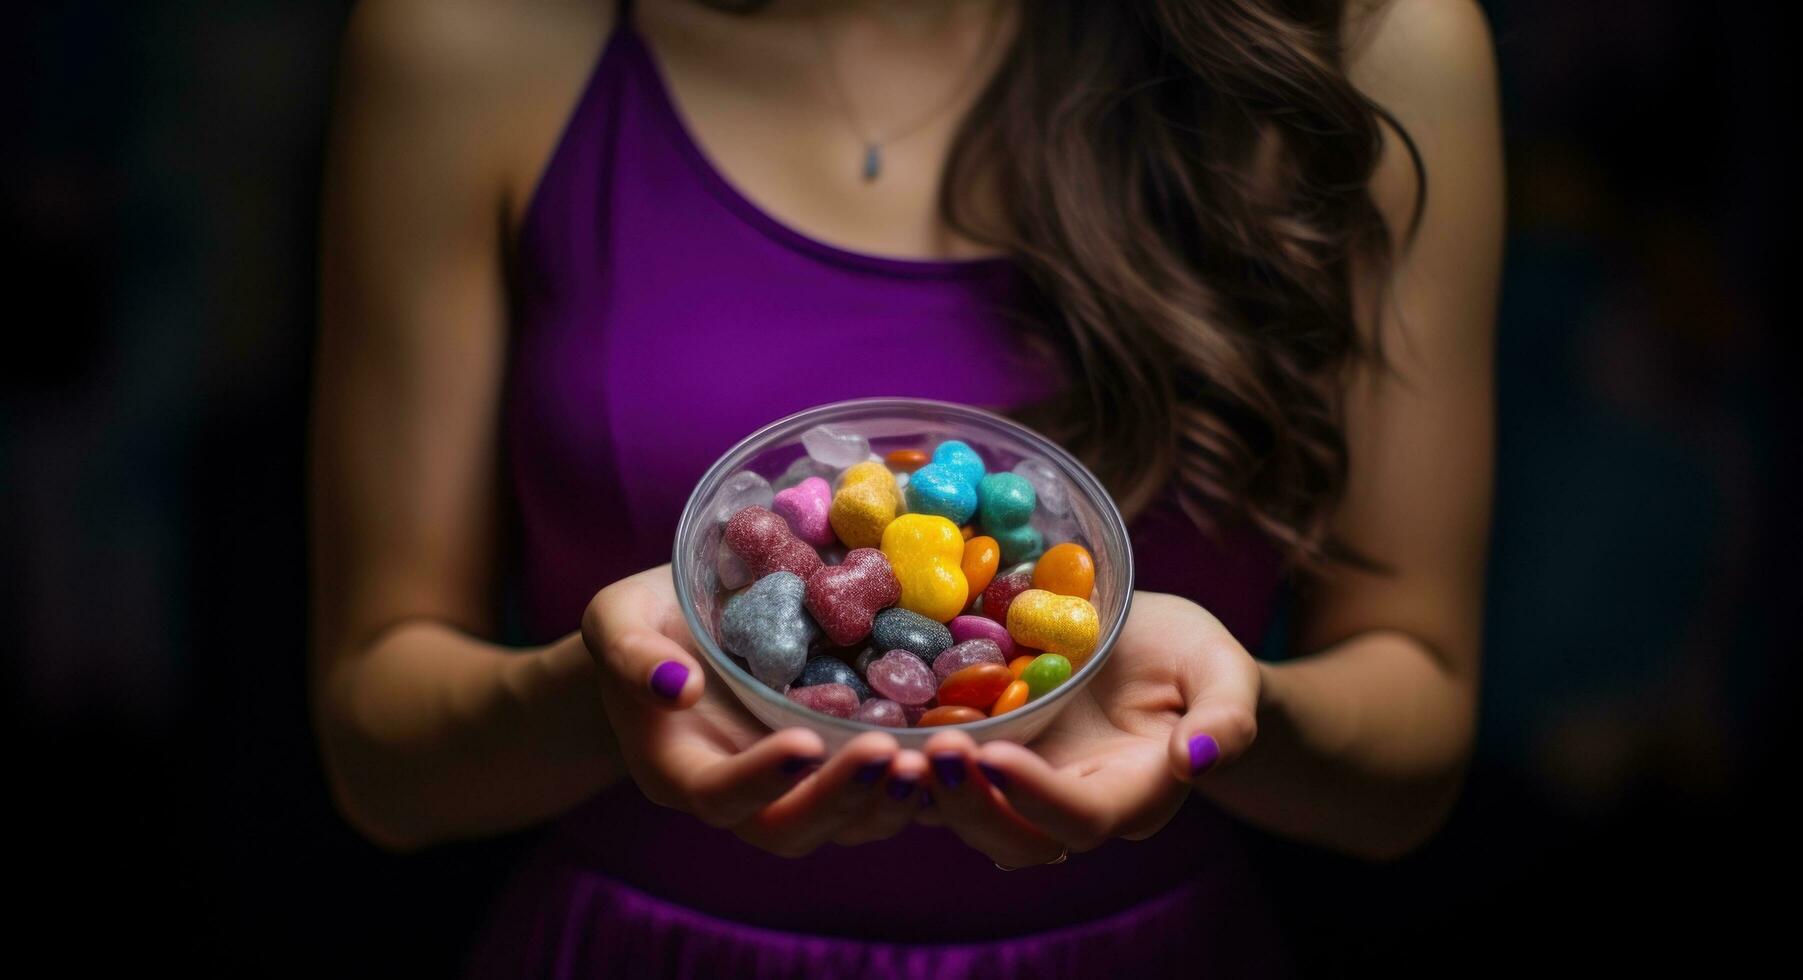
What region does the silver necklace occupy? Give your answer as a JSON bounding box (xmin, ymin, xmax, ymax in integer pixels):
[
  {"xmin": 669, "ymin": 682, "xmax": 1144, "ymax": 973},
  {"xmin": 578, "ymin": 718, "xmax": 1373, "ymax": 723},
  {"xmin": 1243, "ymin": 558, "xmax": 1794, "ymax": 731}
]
[{"xmin": 808, "ymin": 0, "xmax": 1009, "ymax": 183}]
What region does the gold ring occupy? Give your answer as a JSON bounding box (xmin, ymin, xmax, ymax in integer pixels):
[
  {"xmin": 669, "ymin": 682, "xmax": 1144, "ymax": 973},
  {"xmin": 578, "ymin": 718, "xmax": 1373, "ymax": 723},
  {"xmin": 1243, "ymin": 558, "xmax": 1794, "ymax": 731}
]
[{"xmin": 994, "ymin": 846, "xmax": 1069, "ymax": 871}]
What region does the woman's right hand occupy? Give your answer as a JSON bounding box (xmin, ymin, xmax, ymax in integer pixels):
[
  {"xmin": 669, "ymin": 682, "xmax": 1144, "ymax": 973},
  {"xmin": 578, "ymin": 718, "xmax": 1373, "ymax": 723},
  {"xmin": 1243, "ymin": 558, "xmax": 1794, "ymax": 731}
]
[{"xmin": 582, "ymin": 565, "xmax": 926, "ymax": 857}]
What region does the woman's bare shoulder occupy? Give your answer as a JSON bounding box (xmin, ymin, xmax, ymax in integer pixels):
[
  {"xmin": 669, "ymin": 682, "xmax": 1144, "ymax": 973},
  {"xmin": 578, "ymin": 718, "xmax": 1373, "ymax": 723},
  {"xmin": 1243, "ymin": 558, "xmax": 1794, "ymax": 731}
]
[
  {"xmin": 1342, "ymin": 0, "xmax": 1499, "ymax": 110},
  {"xmin": 335, "ymin": 0, "xmax": 618, "ymax": 234}
]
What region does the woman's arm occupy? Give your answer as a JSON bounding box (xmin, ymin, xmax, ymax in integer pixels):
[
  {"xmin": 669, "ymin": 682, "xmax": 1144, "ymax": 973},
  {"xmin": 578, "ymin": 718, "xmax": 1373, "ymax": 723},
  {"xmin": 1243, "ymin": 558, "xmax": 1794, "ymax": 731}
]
[
  {"xmin": 309, "ymin": 0, "xmax": 622, "ymax": 853},
  {"xmin": 1193, "ymin": 0, "xmax": 1504, "ymax": 861}
]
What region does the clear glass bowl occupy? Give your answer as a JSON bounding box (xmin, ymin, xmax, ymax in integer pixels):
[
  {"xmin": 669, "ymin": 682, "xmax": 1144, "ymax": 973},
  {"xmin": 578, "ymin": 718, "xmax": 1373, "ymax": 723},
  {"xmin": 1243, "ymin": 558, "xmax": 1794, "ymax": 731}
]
[{"xmin": 671, "ymin": 398, "xmax": 1134, "ymax": 750}]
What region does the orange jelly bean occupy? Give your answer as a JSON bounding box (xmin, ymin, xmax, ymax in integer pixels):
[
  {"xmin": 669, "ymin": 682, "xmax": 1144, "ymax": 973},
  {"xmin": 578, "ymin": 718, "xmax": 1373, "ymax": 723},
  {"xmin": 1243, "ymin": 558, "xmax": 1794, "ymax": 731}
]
[
  {"xmin": 961, "ymin": 535, "xmax": 1000, "ymax": 605},
  {"xmin": 1007, "ymin": 655, "xmax": 1035, "ymax": 679},
  {"xmin": 936, "ymin": 663, "xmax": 1013, "ymax": 709},
  {"xmin": 885, "ymin": 448, "xmax": 930, "ymax": 473},
  {"xmin": 917, "ymin": 705, "xmax": 985, "ymax": 726},
  {"xmin": 991, "ymin": 679, "xmax": 1029, "ymax": 716},
  {"xmin": 1032, "ymin": 543, "xmax": 1096, "ymax": 598}
]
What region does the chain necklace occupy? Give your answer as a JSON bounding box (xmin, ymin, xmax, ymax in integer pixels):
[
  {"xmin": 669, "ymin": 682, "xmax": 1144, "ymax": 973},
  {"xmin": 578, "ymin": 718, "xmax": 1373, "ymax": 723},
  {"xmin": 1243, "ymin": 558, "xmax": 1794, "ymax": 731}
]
[{"xmin": 808, "ymin": 0, "xmax": 1009, "ymax": 183}]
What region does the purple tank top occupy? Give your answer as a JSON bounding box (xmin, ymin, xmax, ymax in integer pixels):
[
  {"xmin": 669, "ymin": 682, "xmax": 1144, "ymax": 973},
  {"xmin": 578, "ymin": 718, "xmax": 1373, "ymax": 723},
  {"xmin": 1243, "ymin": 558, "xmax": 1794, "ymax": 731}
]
[{"xmin": 468, "ymin": 5, "xmax": 1294, "ymax": 976}]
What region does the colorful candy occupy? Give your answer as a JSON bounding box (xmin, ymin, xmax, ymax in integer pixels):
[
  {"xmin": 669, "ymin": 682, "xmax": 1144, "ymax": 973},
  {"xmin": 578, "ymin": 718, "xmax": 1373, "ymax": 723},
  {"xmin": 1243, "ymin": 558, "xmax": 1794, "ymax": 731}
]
[
  {"xmin": 786, "ymin": 682, "xmax": 859, "ymax": 718},
  {"xmin": 937, "ymin": 663, "xmax": 1014, "ymax": 709},
  {"xmin": 711, "ymin": 432, "xmax": 1109, "ymax": 728},
  {"xmin": 720, "ymin": 572, "xmax": 819, "ymax": 688},
  {"xmin": 869, "ymin": 607, "xmax": 953, "ymax": 665},
  {"xmin": 979, "ymin": 570, "xmax": 1034, "ymax": 626},
  {"xmin": 853, "ymin": 697, "xmax": 907, "ymax": 727},
  {"xmin": 917, "ymin": 705, "xmax": 986, "ymax": 727},
  {"xmin": 830, "ymin": 461, "xmax": 901, "ymax": 549},
  {"xmin": 726, "ymin": 506, "xmax": 824, "ymax": 580},
  {"xmin": 865, "ymin": 650, "xmax": 936, "ymax": 706},
  {"xmin": 991, "ymin": 680, "xmax": 1029, "ymax": 716},
  {"xmin": 1007, "ymin": 589, "xmax": 1100, "ymax": 662},
  {"xmin": 1019, "ymin": 653, "xmax": 1073, "ymax": 700},
  {"xmin": 804, "ymin": 548, "xmax": 901, "ymax": 646},
  {"xmin": 931, "ymin": 638, "xmax": 1006, "ymax": 680},
  {"xmin": 772, "ymin": 476, "xmax": 835, "ymax": 547},
  {"xmin": 949, "ymin": 614, "xmax": 1015, "ymax": 659},
  {"xmin": 977, "ymin": 472, "xmax": 1043, "ymax": 565},
  {"xmin": 795, "ymin": 655, "xmax": 872, "ymax": 701},
  {"xmin": 1031, "ymin": 543, "xmax": 1095, "ymax": 598},
  {"xmin": 884, "ymin": 448, "xmax": 929, "ymax": 472},
  {"xmin": 880, "ymin": 514, "xmax": 968, "ymax": 622},
  {"xmin": 801, "ymin": 423, "xmax": 872, "ymax": 468},
  {"xmin": 960, "ymin": 535, "xmax": 1000, "ymax": 606}
]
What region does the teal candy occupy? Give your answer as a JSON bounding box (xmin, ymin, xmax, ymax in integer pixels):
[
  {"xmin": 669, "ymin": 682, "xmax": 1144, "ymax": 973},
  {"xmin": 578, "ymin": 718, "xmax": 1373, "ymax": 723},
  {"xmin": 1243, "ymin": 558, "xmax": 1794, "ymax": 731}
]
[
  {"xmin": 994, "ymin": 523, "xmax": 1044, "ymax": 565},
  {"xmin": 904, "ymin": 464, "xmax": 978, "ymax": 524},
  {"xmin": 932, "ymin": 440, "xmax": 987, "ymax": 488},
  {"xmin": 978, "ymin": 472, "xmax": 1042, "ymax": 564}
]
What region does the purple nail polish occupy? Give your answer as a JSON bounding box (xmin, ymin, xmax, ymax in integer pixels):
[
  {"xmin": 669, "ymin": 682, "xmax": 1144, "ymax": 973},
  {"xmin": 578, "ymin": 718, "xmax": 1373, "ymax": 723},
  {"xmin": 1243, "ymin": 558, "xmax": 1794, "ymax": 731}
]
[
  {"xmin": 649, "ymin": 661, "xmax": 688, "ymax": 701},
  {"xmin": 780, "ymin": 755, "xmax": 824, "ymax": 776},
  {"xmin": 931, "ymin": 754, "xmax": 966, "ymax": 788},
  {"xmin": 1188, "ymin": 733, "xmax": 1221, "ymax": 776},
  {"xmin": 854, "ymin": 759, "xmax": 891, "ymax": 785},
  {"xmin": 977, "ymin": 762, "xmax": 1008, "ymax": 789},
  {"xmin": 886, "ymin": 778, "xmax": 916, "ymax": 801}
]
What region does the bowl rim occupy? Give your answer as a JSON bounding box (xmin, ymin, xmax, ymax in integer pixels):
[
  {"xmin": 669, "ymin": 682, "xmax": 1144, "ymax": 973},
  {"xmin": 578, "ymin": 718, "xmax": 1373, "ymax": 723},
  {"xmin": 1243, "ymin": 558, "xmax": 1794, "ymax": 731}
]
[{"xmin": 671, "ymin": 396, "xmax": 1135, "ymax": 737}]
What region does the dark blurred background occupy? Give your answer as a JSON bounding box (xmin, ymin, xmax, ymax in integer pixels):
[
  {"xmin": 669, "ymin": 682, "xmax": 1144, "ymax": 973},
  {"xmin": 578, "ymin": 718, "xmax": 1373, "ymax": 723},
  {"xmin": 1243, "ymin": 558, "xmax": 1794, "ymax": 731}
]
[{"xmin": 4, "ymin": 0, "xmax": 1791, "ymax": 973}]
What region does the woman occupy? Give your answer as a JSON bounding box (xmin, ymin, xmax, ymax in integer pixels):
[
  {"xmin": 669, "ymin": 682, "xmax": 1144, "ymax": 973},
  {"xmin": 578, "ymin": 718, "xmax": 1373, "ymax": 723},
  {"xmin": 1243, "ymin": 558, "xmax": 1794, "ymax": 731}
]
[{"xmin": 311, "ymin": 0, "xmax": 1502, "ymax": 974}]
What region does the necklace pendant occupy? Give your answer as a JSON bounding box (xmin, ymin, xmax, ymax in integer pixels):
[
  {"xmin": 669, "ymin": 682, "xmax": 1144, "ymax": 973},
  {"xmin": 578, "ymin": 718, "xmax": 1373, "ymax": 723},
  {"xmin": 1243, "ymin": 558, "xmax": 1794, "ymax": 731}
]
[{"xmin": 861, "ymin": 144, "xmax": 881, "ymax": 182}]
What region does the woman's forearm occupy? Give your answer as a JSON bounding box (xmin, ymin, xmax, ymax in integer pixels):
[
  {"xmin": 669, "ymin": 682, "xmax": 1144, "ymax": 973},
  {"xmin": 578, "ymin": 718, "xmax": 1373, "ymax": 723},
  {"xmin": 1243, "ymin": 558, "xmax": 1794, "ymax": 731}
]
[
  {"xmin": 314, "ymin": 621, "xmax": 624, "ymax": 851},
  {"xmin": 1194, "ymin": 630, "xmax": 1478, "ymax": 862}
]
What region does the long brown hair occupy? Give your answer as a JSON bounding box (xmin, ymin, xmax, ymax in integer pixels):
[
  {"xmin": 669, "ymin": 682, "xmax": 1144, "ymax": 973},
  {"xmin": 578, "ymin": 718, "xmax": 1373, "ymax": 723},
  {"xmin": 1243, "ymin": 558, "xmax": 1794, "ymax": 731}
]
[{"xmin": 721, "ymin": 0, "xmax": 1426, "ymax": 567}]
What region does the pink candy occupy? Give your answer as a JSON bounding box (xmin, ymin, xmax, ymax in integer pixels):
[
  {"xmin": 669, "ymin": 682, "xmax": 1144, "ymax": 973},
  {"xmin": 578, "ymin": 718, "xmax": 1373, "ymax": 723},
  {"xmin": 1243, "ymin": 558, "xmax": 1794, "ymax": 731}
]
[
  {"xmin": 805, "ymin": 548, "xmax": 901, "ymax": 647},
  {"xmin": 772, "ymin": 476, "xmax": 835, "ymax": 547},
  {"xmin": 725, "ymin": 505, "xmax": 824, "ymax": 581},
  {"xmin": 785, "ymin": 683, "xmax": 859, "ymax": 719},
  {"xmin": 931, "ymin": 638, "xmax": 1005, "ymax": 681},
  {"xmin": 948, "ymin": 615, "xmax": 1015, "ymax": 659},
  {"xmin": 866, "ymin": 650, "xmax": 936, "ymax": 706}
]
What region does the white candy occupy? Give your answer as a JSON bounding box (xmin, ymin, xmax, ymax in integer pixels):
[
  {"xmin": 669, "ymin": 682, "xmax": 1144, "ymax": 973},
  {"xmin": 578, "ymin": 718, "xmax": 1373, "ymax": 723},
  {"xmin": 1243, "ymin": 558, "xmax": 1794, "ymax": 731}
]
[
  {"xmin": 712, "ymin": 470, "xmax": 773, "ymax": 523},
  {"xmin": 773, "ymin": 455, "xmax": 839, "ymax": 491},
  {"xmin": 1012, "ymin": 458, "xmax": 1070, "ymax": 516},
  {"xmin": 801, "ymin": 424, "xmax": 871, "ymax": 469},
  {"xmin": 715, "ymin": 547, "xmax": 754, "ymax": 590}
]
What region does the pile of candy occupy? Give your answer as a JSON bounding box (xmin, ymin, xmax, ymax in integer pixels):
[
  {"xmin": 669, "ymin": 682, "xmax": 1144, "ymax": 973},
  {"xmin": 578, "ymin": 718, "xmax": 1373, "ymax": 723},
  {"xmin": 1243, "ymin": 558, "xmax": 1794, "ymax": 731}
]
[{"xmin": 710, "ymin": 426, "xmax": 1103, "ymax": 728}]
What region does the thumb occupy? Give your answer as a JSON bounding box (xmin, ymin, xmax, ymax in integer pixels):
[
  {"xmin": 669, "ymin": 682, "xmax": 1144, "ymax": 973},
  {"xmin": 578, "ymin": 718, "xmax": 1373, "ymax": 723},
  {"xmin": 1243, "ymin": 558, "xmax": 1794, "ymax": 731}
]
[
  {"xmin": 582, "ymin": 575, "xmax": 706, "ymax": 710},
  {"xmin": 1167, "ymin": 665, "xmax": 1260, "ymax": 784}
]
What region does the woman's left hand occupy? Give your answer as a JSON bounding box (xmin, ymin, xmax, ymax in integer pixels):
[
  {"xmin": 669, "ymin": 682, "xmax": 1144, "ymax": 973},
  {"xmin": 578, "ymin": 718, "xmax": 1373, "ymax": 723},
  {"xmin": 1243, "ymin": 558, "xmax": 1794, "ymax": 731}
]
[{"xmin": 917, "ymin": 592, "xmax": 1261, "ymax": 868}]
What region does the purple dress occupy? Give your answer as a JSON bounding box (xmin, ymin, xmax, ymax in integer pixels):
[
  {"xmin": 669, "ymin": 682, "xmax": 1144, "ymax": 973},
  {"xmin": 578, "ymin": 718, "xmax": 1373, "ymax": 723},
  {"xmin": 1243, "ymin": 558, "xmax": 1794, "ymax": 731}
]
[{"xmin": 464, "ymin": 4, "xmax": 1295, "ymax": 976}]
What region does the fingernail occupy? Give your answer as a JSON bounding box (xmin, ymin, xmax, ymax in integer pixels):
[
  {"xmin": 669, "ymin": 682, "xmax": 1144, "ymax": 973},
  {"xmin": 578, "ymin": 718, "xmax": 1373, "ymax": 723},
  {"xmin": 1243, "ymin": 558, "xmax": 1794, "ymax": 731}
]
[
  {"xmin": 977, "ymin": 762, "xmax": 1008, "ymax": 789},
  {"xmin": 649, "ymin": 661, "xmax": 688, "ymax": 701},
  {"xmin": 1188, "ymin": 733, "xmax": 1221, "ymax": 776},
  {"xmin": 921, "ymin": 789, "xmax": 935, "ymax": 807},
  {"xmin": 780, "ymin": 755, "xmax": 824, "ymax": 776},
  {"xmin": 931, "ymin": 753, "xmax": 966, "ymax": 788},
  {"xmin": 886, "ymin": 778, "xmax": 917, "ymax": 801},
  {"xmin": 853, "ymin": 759, "xmax": 891, "ymax": 785}
]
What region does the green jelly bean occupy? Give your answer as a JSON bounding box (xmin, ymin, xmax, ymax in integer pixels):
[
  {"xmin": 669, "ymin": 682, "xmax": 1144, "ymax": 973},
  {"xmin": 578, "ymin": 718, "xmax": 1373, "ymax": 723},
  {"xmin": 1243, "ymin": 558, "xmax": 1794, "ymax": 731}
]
[{"xmin": 1020, "ymin": 652, "xmax": 1072, "ymax": 700}]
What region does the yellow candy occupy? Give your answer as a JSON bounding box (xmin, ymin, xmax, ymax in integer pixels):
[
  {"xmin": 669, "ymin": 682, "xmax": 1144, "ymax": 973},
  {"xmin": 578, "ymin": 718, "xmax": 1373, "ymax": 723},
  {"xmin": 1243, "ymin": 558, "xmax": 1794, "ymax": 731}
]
[
  {"xmin": 1006, "ymin": 589, "xmax": 1100, "ymax": 662},
  {"xmin": 830, "ymin": 461, "xmax": 899, "ymax": 549},
  {"xmin": 880, "ymin": 513, "xmax": 969, "ymax": 622}
]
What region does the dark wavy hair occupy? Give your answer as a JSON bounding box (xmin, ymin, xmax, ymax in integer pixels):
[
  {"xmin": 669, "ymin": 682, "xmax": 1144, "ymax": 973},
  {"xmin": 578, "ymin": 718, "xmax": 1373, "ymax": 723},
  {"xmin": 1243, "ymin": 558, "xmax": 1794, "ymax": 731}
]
[{"xmin": 716, "ymin": 0, "xmax": 1426, "ymax": 568}]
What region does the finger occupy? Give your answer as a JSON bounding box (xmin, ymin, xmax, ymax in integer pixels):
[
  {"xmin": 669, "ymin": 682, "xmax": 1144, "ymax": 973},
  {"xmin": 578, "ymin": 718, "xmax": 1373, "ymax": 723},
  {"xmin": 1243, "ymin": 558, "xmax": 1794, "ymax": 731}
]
[
  {"xmin": 649, "ymin": 725, "xmax": 827, "ymax": 828},
  {"xmin": 736, "ymin": 732, "xmax": 900, "ymax": 857},
  {"xmin": 583, "ymin": 577, "xmax": 705, "ymax": 709},
  {"xmin": 923, "ymin": 731, "xmax": 1064, "ymax": 868},
  {"xmin": 839, "ymin": 748, "xmax": 928, "ymax": 843},
  {"xmin": 1169, "ymin": 688, "xmax": 1259, "ymax": 784},
  {"xmin": 976, "ymin": 740, "xmax": 1171, "ymax": 851}
]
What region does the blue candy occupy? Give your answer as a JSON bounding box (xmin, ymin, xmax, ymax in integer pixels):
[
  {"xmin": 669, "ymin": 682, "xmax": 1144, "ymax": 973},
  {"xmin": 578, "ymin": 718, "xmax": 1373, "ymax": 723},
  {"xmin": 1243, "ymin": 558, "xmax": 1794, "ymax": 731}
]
[
  {"xmin": 796, "ymin": 654, "xmax": 872, "ymax": 701},
  {"xmin": 904, "ymin": 440, "xmax": 987, "ymax": 525}
]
